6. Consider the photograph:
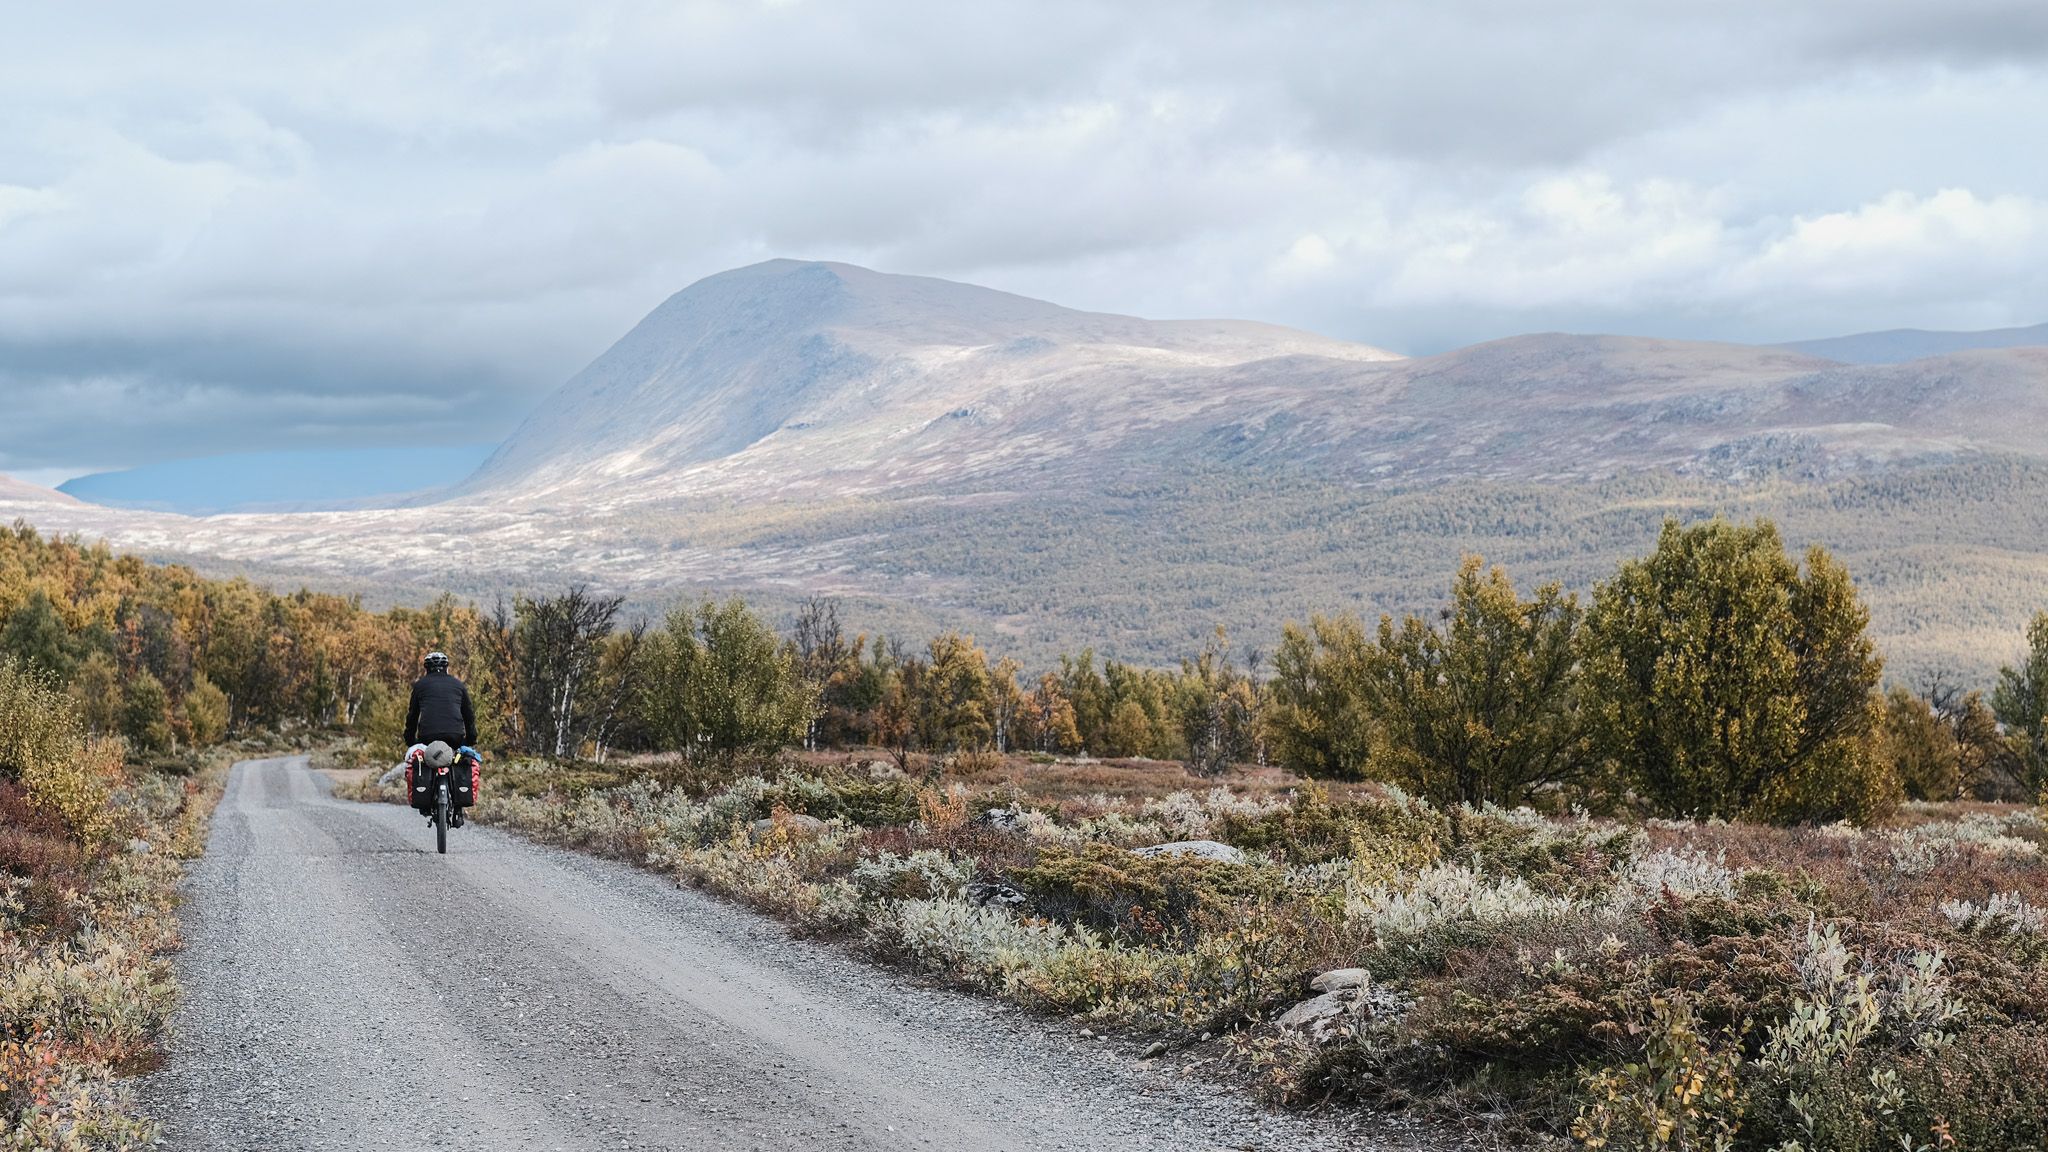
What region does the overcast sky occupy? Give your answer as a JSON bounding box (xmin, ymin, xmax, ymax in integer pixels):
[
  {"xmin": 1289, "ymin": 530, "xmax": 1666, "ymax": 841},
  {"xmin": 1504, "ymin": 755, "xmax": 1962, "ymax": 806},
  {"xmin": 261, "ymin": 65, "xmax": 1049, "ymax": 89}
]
[{"xmin": 5, "ymin": 1, "xmax": 2047, "ymax": 481}]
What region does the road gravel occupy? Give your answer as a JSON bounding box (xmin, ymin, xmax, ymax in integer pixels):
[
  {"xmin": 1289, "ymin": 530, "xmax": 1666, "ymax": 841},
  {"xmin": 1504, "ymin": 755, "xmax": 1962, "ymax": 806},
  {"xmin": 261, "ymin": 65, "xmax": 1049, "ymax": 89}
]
[{"xmin": 143, "ymin": 756, "xmax": 1432, "ymax": 1151}]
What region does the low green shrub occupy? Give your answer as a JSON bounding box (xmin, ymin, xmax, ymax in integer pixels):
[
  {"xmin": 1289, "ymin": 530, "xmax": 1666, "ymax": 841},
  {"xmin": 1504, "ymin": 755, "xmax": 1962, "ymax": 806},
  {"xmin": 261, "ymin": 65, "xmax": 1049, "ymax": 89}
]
[
  {"xmin": 1010, "ymin": 842, "xmax": 1282, "ymax": 941},
  {"xmin": 767, "ymin": 771, "xmax": 922, "ymax": 827},
  {"xmin": 1215, "ymin": 785, "xmax": 1448, "ymax": 865}
]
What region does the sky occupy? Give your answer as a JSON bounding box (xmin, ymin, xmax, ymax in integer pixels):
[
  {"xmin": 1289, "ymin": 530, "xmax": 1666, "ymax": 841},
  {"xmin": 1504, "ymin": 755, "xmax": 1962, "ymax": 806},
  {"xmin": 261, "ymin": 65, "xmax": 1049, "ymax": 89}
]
[{"xmin": 4, "ymin": 0, "xmax": 2047, "ymax": 482}]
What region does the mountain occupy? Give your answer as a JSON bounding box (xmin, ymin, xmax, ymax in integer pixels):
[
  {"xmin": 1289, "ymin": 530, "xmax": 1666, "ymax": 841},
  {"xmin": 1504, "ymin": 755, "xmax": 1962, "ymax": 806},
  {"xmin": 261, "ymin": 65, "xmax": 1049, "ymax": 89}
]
[
  {"xmin": 1781, "ymin": 321, "xmax": 2048, "ymax": 365},
  {"xmin": 463, "ymin": 262, "xmax": 2048, "ymax": 504},
  {"xmin": 60, "ymin": 445, "xmax": 500, "ymax": 515},
  {"xmin": 10, "ymin": 260, "xmax": 2048, "ymax": 681},
  {"xmin": 459, "ymin": 259, "xmax": 1400, "ymax": 500},
  {"xmin": 0, "ymin": 474, "xmax": 77, "ymax": 505}
]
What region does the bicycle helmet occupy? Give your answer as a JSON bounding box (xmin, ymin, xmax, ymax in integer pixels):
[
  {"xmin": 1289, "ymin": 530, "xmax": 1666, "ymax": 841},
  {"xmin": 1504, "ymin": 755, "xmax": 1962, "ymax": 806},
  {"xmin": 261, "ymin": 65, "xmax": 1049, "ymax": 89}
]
[{"xmin": 424, "ymin": 652, "xmax": 450, "ymax": 674}]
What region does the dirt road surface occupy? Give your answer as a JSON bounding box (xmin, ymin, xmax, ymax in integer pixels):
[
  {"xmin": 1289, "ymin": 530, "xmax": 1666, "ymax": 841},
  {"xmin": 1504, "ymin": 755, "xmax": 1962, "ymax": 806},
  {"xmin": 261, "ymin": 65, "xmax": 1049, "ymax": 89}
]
[{"xmin": 143, "ymin": 757, "xmax": 1418, "ymax": 1151}]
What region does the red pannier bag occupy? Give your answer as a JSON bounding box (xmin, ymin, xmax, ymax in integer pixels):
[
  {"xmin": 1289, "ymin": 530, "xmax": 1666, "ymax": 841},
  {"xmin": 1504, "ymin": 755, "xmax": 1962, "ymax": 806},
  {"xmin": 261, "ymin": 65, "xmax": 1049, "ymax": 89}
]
[
  {"xmin": 403, "ymin": 746, "xmax": 434, "ymax": 812},
  {"xmin": 454, "ymin": 749, "xmax": 482, "ymax": 808}
]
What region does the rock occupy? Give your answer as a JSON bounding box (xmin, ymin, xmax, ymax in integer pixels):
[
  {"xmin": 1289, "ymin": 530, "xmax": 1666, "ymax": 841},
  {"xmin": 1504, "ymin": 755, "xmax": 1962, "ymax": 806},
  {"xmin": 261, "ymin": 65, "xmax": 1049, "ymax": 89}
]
[
  {"xmin": 1140, "ymin": 1041, "xmax": 1169, "ymax": 1059},
  {"xmin": 1130, "ymin": 840, "xmax": 1245, "ymax": 864},
  {"xmin": 1310, "ymin": 967, "xmax": 1369, "ymax": 993},
  {"xmin": 1279, "ymin": 974, "xmax": 1407, "ymax": 1047},
  {"xmin": 1275, "ymin": 992, "xmax": 1356, "ymax": 1045},
  {"xmin": 127, "ymin": 837, "xmax": 153, "ymax": 854},
  {"xmin": 964, "ymin": 881, "xmax": 1026, "ymax": 909},
  {"xmin": 747, "ymin": 814, "xmax": 827, "ymax": 843},
  {"xmin": 971, "ymin": 806, "xmax": 1026, "ymax": 833}
]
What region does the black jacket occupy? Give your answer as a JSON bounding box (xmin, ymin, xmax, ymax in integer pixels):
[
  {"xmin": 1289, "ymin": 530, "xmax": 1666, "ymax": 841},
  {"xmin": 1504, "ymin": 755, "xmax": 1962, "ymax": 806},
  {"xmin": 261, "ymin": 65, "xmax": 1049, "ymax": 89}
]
[{"xmin": 404, "ymin": 671, "xmax": 477, "ymax": 747}]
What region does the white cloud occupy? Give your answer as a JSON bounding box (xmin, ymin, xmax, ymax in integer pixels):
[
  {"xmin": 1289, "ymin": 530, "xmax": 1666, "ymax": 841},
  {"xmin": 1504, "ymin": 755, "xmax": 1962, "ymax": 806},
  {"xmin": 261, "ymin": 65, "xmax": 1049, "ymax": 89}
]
[
  {"xmin": 0, "ymin": 1, "xmax": 2045, "ymax": 472},
  {"xmin": 1749, "ymin": 189, "xmax": 2048, "ymax": 295}
]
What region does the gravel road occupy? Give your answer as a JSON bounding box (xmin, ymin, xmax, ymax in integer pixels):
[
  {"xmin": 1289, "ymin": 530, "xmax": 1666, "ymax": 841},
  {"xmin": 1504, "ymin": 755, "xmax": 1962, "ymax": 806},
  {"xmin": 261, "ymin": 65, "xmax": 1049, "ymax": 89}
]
[{"xmin": 144, "ymin": 757, "xmax": 1431, "ymax": 1151}]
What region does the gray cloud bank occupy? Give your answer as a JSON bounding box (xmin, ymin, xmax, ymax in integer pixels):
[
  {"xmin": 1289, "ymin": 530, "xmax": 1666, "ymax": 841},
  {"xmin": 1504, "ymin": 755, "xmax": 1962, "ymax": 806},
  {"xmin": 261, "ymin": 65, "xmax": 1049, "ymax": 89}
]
[{"xmin": 3, "ymin": 0, "xmax": 2046, "ymax": 475}]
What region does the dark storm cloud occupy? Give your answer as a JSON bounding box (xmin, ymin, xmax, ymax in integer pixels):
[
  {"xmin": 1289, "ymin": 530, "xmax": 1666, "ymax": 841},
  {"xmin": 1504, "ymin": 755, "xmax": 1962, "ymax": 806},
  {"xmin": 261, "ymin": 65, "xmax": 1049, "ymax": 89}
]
[
  {"xmin": 2, "ymin": 0, "xmax": 2046, "ymax": 476},
  {"xmin": 0, "ymin": 332, "xmax": 510, "ymax": 471}
]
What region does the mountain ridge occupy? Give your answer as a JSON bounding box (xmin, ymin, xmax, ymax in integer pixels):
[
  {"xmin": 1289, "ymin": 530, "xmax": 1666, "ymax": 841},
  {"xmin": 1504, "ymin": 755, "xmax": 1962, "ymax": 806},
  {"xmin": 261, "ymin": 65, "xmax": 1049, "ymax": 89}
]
[
  {"xmin": 1780, "ymin": 320, "xmax": 2048, "ymax": 365},
  {"xmin": 458, "ymin": 259, "xmax": 1402, "ymax": 500},
  {"xmin": 10, "ymin": 261, "xmax": 2048, "ymax": 681}
]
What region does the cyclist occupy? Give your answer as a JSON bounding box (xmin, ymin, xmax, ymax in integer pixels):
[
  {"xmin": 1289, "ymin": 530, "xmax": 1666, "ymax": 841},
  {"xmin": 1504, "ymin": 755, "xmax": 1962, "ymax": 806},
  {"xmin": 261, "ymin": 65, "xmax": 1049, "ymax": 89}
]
[{"xmin": 403, "ymin": 652, "xmax": 479, "ymax": 826}]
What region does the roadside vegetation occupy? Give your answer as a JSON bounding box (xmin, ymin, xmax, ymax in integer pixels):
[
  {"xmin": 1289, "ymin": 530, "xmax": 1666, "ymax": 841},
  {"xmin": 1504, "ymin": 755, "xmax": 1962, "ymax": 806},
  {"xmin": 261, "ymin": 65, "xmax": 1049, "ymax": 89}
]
[
  {"xmin": 333, "ymin": 514, "xmax": 2048, "ymax": 1148},
  {"xmin": 16, "ymin": 511, "xmax": 2048, "ymax": 1146},
  {"xmin": 0, "ymin": 659, "xmax": 230, "ymax": 1150},
  {"xmin": 348, "ymin": 757, "xmax": 2048, "ymax": 1149},
  {"xmin": 0, "ymin": 523, "xmax": 364, "ymax": 1148}
]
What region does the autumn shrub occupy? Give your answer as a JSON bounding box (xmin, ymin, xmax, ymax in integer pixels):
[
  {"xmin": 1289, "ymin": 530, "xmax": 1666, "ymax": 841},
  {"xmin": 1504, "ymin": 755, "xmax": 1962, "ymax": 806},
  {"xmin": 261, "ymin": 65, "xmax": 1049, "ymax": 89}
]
[
  {"xmin": 181, "ymin": 678, "xmax": 230, "ymax": 747},
  {"xmin": 1216, "ymin": 784, "xmax": 1448, "ymax": 865},
  {"xmin": 874, "ymin": 896, "xmax": 1078, "ymax": 987},
  {"xmin": 0, "ymin": 782, "xmax": 88, "ymax": 937},
  {"xmin": 1010, "ymin": 842, "xmax": 1283, "ymax": 941},
  {"xmin": 0, "ymin": 659, "xmax": 78, "ymax": 782},
  {"xmin": 1, "ymin": 746, "xmax": 226, "ymax": 1150},
  {"xmin": 1887, "ymin": 1023, "xmax": 2048, "ymax": 1147},
  {"xmin": 767, "ymin": 770, "xmax": 921, "ymax": 827},
  {"xmin": 1347, "ymin": 860, "xmax": 1583, "ymax": 976},
  {"xmin": 1570, "ymin": 995, "xmax": 1745, "ymax": 1152},
  {"xmin": 0, "ymin": 660, "xmax": 126, "ymax": 848},
  {"xmin": 849, "ymin": 850, "xmax": 971, "ymax": 902},
  {"xmin": 0, "ymin": 1037, "xmax": 156, "ymax": 1152},
  {"xmin": 1452, "ymin": 804, "xmax": 1645, "ymax": 897},
  {"xmin": 1580, "ymin": 520, "xmax": 1899, "ymax": 827}
]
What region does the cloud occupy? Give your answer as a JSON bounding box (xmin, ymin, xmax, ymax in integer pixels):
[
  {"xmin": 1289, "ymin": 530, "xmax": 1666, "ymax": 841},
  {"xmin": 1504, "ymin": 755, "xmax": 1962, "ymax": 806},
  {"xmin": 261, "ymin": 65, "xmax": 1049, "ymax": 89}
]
[{"xmin": 1, "ymin": 1, "xmax": 2046, "ymax": 472}]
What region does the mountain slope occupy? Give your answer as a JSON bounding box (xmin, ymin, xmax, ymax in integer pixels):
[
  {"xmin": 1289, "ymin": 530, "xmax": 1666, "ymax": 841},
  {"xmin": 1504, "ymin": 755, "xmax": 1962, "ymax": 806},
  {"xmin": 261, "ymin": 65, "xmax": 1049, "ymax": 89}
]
[
  {"xmin": 460, "ymin": 262, "xmax": 2048, "ymax": 507},
  {"xmin": 1781, "ymin": 321, "xmax": 2048, "ymax": 364},
  {"xmin": 0, "ymin": 474, "xmax": 78, "ymax": 505},
  {"xmin": 10, "ymin": 262, "xmax": 2048, "ymax": 682},
  {"xmin": 458, "ymin": 259, "xmax": 1401, "ymax": 500}
]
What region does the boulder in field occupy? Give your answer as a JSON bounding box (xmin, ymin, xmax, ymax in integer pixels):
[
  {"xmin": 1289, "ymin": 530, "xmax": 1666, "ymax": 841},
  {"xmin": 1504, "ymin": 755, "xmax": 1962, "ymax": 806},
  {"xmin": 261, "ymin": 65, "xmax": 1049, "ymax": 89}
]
[
  {"xmin": 965, "ymin": 881, "xmax": 1027, "ymax": 909},
  {"xmin": 748, "ymin": 813, "xmax": 827, "ymax": 843},
  {"xmin": 1310, "ymin": 967, "xmax": 1369, "ymax": 993},
  {"xmin": 972, "ymin": 807, "xmax": 1026, "ymax": 833}
]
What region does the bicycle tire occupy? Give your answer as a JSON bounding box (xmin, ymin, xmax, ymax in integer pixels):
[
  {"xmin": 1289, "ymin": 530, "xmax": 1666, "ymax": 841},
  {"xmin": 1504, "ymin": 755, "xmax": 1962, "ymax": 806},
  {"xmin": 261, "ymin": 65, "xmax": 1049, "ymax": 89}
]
[{"xmin": 436, "ymin": 785, "xmax": 449, "ymax": 855}]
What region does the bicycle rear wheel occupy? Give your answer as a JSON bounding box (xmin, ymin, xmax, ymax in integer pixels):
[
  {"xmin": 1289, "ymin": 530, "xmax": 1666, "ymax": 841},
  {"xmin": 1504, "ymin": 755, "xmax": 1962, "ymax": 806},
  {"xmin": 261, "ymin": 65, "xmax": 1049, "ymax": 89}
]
[{"xmin": 436, "ymin": 785, "xmax": 449, "ymax": 855}]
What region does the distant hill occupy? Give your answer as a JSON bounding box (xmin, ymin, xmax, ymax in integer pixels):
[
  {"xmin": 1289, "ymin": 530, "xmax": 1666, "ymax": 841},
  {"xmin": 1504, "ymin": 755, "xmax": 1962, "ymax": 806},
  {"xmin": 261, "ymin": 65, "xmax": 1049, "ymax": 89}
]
[
  {"xmin": 0, "ymin": 474, "xmax": 77, "ymax": 505},
  {"xmin": 9, "ymin": 261, "xmax": 2048, "ymax": 682},
  {"xmin": 60, "ymin": 446, "xmax": 499, "ymax": 515},
  {"xmin": 1781, "ymin": 321, "xmax": 2048, "ymax": 365}
]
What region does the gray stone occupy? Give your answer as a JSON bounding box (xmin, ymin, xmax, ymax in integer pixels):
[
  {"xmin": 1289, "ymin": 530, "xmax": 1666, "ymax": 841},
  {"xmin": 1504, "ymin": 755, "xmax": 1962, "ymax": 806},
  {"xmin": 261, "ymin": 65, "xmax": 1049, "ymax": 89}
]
[
  {"xmin": 1275, "ymin": 992, "xmax": 1353, "ymax": 1044},
  {"xmin": 1278, "ymin": 974, "xmax": 1410, "ymax": 1047},
  {"xmin": 747, "ymin": 813, "xmax": 827, "ymax": 843},
  {"xmin": 1310, "ymin": 968, "xmax": 1369, "ymax": 993},
  {"xmin": 965, "ymin": 881, "xmax": 1026, "ymax": 909},
  {"xmin": 972, "ymin": 807, "xmax": 1026, "ymax": 833},
  {"xmin": 1131, "ymin": 840, "xmax": 1245, "ymax": 864}
]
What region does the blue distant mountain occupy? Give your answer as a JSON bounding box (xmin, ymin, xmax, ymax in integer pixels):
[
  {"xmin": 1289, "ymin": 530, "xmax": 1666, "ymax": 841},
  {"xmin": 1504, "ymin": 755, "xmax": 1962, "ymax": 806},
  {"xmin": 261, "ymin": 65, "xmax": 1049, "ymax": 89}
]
[
  {"xmin": 58, "ymin": 445, "xmax": 499, "ymax": 515},
  {"xmin": 1779, "ymin": 320, "xmax": 2048, "ymax": 364}
]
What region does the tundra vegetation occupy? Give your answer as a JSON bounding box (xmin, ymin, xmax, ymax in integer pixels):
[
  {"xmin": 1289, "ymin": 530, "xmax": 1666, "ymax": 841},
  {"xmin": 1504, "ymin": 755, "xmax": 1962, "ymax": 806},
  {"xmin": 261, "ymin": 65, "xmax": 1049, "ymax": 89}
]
[
  {"xmin": 0, "ymin": 658, "xmax": 228, "ymax": 1150},
  {"xmin": 10, "ymin": 514, "xmax": 2048, "ymax": 1146}
]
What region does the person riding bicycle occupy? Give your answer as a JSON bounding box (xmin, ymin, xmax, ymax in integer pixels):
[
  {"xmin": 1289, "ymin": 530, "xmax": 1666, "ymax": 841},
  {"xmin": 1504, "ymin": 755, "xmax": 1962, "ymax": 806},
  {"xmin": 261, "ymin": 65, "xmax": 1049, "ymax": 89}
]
[{"xmin": 403, "ymin": 652, "xmax": 479, "ymax": 826}]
